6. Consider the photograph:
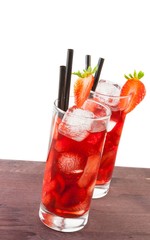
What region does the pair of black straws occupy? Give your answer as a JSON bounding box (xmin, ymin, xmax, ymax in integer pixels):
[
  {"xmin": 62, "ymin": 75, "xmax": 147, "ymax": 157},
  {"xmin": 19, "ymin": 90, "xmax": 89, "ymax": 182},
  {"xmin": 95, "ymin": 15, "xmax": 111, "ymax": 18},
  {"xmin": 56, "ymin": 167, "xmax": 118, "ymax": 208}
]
[{"xmin": 58, "ymin": 49, "xmax": 104, "ymax": 111}]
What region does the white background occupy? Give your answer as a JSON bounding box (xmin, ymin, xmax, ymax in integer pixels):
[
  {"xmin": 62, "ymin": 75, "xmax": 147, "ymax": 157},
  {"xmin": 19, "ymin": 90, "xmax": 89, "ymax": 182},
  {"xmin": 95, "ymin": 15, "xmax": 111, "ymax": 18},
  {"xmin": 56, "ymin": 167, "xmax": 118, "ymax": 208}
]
[{"xmin": 0, "ymin": 0, "xmax": 149, "ymax": 168}]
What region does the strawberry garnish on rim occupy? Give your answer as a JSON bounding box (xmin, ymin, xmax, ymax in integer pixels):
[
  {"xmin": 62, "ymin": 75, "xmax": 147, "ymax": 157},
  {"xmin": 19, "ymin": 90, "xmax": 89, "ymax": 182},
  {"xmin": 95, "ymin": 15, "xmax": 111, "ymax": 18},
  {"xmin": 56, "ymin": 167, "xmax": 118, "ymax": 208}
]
[
  {"xmin": 120, "ymin": 70, "xmax": 146, "ymax": 114},
  {"xmin": 73, "ymin": 66, "xmax": 97, "ymax": 107}
]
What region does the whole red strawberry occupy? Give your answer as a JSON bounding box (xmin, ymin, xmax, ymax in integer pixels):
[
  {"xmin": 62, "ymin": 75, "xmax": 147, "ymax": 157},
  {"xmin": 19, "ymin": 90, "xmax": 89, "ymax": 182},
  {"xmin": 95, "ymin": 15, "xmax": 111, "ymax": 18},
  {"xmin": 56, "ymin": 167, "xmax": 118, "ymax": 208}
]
[{"xmin": 120, "ymin": 70, "xmax": 146, "ymax": 113}]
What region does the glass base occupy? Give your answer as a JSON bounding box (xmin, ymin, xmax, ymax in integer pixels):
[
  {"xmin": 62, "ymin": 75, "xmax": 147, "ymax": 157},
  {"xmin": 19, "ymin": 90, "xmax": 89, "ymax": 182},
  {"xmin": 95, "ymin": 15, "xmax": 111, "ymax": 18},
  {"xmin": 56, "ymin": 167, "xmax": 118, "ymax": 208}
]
[
  {"xmin": 92, "ymin": 180, "xmax": 111, "ymax": 199},
  {"xmin": 39, "ymin": 204, "xmax": 89, "ymax": 232}
]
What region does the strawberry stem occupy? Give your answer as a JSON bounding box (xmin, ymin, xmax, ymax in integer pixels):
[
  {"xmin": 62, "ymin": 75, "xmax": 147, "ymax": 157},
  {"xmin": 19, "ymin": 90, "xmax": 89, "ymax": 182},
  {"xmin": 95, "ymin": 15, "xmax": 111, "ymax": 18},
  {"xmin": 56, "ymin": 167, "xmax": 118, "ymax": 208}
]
[
  {"xmin": 73, "ymin": 65, "xmax": 98, "ymax": 78},
  {"xmin": 124, "ymin": 70, "xmax": 144, "ymax": 80}
]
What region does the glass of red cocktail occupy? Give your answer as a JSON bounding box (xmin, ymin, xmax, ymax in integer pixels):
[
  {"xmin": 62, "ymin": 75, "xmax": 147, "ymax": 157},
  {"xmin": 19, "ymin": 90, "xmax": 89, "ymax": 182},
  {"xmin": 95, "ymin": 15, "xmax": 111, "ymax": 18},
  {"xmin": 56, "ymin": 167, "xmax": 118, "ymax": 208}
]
[
  {"xmin": 39, "ymin": 93, "xmax": 111, "ymax": 232},
  {"xmin": 72, "ymin": 63, "xmax": 146, "ymax": 199},
  {"xmin": 92, "ymin": 80, "xmax": 131, "ymax": 198}
]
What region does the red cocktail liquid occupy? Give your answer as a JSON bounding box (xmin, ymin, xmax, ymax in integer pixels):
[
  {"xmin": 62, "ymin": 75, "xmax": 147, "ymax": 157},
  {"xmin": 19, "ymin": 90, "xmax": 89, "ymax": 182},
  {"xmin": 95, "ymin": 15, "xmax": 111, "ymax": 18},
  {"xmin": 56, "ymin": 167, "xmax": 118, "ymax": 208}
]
[
  {"xmin": 96, "ymin": 108, "xmax": 126, "ymax": 185},
  {"xmin": 41, "ymin": 108, "xmax": 107, "ymax": 218}
]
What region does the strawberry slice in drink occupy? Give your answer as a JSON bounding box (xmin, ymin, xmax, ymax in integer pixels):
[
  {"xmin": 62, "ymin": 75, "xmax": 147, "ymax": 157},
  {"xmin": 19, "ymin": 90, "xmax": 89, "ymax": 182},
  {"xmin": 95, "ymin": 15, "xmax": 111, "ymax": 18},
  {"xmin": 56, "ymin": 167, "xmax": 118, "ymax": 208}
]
[
  {"xmin": 78, "ymin": 154, "xmax": 101, "ymax": 189},
  {"xmin": 57, "ymin": 151, "xmax": 86, "ymax": 184},
  {"xmin": 57, "ymin": 152, "xmax": 85, "ymax": 175}
]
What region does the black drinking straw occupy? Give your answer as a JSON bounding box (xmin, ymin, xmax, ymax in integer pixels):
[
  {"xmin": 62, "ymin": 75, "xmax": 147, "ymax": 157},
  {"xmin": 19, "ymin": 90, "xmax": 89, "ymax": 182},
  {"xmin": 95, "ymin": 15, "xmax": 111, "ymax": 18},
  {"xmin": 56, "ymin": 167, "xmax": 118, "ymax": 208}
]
[
  {"xmin": 92, "ymin": 57, "xmax": 105, "ymax": 91},
  {"xmin": 63, "ymin": 49, "xmax": 74, "ymax": 111},
  {"xmin": 85, "ymin": 55, "xmax": 91, "ymax": 69},
  {"xmin": 58, "ymin": 65, "xmax": 66, "ymax": 110}
]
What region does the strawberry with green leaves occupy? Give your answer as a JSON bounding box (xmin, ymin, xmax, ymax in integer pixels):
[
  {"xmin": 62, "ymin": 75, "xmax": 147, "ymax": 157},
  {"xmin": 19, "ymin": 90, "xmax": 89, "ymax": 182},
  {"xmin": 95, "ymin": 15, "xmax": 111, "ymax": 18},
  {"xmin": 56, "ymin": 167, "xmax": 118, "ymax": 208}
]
[
  {"xmin": 73, "ymin": 66, "xmax": 97, "ymax": 107},
  {"xmin": 120, "ymin": 70, "xmax": 146, "ymax": 113}
]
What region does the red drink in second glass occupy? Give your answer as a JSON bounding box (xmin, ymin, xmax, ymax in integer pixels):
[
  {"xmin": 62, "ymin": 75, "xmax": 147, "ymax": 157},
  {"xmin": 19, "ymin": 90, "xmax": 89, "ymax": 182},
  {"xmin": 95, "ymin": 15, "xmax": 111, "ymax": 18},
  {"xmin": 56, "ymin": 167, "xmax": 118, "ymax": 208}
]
[
  {"xmin": 96, "ymin": 107, "xmax": 126, "ymax": 184},
  {"xmin": 92, "ymin": 80, "xmax": 131, "ymax": 198}
]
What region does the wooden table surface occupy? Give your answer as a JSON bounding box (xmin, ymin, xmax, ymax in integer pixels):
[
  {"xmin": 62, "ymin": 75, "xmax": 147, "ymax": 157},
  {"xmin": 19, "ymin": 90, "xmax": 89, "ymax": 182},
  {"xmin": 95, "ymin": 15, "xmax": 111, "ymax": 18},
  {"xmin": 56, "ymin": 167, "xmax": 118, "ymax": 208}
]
[{"xmin": 0, "ymin": 159, "xmax": 150, "ymax": 240}]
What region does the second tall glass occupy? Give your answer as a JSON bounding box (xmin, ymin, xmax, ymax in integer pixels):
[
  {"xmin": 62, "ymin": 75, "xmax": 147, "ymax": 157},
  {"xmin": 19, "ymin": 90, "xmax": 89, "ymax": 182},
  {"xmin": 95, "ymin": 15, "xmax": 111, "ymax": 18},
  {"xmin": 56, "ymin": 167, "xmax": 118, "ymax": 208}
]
[{"xmin": 92, "ymin": 80, "xmax": 131, "ymax": 199}]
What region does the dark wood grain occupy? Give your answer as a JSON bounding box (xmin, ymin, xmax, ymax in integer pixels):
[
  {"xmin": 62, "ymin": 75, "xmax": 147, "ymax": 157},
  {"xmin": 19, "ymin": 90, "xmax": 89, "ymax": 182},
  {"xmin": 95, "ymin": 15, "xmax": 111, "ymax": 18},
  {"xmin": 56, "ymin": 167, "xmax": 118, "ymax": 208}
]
[{"xmin": 0, "ymin": 159, "xmax": 150, "ymax": 240}]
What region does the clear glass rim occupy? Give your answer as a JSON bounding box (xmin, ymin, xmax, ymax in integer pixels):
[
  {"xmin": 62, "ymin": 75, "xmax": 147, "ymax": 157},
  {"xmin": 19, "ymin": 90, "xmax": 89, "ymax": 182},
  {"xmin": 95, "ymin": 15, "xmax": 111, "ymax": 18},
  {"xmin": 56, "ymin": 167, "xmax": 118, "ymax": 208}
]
[
  {"xmin": 95, "ymin": 79, "xmax": 131, "ymax": 99},
  {"xmin": 54, "ymin": 96, "xmax": 111, "ymax": 121}
]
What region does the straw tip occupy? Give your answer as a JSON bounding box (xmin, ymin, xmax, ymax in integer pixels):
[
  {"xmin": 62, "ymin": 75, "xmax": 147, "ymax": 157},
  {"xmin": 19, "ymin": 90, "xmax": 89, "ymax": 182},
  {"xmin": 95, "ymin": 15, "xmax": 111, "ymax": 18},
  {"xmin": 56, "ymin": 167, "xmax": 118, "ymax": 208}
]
[
  {"xmin": 99, "ymin": 57, "xmax": 105, "ymax": 62},
  {"xmin": 67, "ymin": 49, "xmax": 74, "ymax": 53}
]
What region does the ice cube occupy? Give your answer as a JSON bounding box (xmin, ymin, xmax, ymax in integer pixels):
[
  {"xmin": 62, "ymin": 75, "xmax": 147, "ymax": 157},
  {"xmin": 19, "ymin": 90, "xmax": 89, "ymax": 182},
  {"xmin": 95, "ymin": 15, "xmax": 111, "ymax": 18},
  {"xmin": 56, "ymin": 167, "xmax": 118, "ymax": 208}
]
[
  {"xmin": 58, "ymin": 106, "xmax": 94, "ymax": 141},
  {"xmin": 95, "ymin": 79, "xmax": 121, "ymax": 107},
  {"xmin": 96, "ymin": 79, "xmax": 121, "ymax": 96},
  {"xmin": 82, "ymin": 99, "xmax": 107, "ymax": 117},
  {"xmin": 90, "ymin": 120, "xmax": 106, "ymax": 133},
  {"xmin": 82, "ymin": 99, "xmax": 109, "ymax": 133}
]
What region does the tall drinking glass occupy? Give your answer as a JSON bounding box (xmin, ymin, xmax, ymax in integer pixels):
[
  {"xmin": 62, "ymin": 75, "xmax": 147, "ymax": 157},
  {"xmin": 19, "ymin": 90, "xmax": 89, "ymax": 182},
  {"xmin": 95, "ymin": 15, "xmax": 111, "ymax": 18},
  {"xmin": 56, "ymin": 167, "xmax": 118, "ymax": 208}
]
[
  {"xmin": 39, "ymin": 93, "xmax": 111, "ymax": 232},
  {"xmin": 92, "ymin": 80, "xmax": 131, "ymax": 199}
]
